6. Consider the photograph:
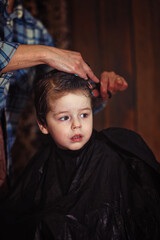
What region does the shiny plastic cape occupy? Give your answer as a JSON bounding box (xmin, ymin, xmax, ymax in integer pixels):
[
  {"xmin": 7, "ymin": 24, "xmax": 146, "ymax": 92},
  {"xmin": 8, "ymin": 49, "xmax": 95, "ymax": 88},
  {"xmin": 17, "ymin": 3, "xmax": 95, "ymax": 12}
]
[{"xmin": 0, "ymin": 128, "xmax": 160, "ymax": 240}]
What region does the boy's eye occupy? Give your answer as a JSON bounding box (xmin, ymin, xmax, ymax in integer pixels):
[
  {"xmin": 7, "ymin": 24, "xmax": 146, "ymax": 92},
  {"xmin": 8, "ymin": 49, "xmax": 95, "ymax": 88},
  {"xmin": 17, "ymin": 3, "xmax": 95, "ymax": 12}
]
[
  {"xmin": 80, "ymin": 113, "xmax": 88, "ymax": 118},
  {"xmin": 59, "ymin": 116, "xmax": 69, "ymax": 121}
]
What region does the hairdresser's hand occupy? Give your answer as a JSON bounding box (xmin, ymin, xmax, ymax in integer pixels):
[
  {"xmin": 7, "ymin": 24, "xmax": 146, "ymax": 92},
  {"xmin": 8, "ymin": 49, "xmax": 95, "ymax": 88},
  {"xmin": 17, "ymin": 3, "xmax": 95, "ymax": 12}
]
[
  {"xmin": 44, "ymin": 47, "xmax": 99, "ymax": 83},
  {"xmin": 93, "ymin": 71, "xmax": 128, "ymax": 99}
]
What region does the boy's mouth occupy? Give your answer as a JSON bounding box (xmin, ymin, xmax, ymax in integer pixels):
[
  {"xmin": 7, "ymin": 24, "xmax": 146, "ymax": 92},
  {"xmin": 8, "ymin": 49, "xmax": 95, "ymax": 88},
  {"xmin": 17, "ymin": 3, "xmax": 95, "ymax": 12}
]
[{"xmin": 71, "ymin": 134, "xmax": 82, "ymax": 142}]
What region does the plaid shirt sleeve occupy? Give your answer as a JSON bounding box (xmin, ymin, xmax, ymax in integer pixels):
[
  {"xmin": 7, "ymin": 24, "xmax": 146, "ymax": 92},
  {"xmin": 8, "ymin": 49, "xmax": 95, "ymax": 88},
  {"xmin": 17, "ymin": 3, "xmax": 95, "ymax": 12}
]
[
  {"xmin": 0, "ymin": 41, "xmax": 19, "ymax": 110},
  {"xmin": 0, "ymin": 72, "xmax": 13, "ymax": 114},
  {"xmin": 0, "ymin": 41, "xmax": 20, "ymax": 72}
]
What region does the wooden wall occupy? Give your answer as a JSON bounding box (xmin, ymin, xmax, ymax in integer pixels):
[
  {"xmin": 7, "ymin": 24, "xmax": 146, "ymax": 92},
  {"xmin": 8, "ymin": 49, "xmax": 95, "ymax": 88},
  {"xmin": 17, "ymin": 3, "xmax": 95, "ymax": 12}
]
[{"xmin": 69, "ymin": 0, "xmax": 160, "ymax": 160}]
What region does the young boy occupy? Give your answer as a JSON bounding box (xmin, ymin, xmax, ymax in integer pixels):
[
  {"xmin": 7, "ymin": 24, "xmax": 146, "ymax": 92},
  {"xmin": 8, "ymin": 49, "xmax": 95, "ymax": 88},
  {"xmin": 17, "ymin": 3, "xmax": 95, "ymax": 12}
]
[{"xmin": 1, "ymin": 70, "xmax": 160, "ymax": 240}]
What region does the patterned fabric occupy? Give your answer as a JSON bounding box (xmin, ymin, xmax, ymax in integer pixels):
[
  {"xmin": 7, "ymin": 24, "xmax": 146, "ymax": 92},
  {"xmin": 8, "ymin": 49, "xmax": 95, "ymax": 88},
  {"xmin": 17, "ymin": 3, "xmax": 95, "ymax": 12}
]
[
  {"xmin": 0, "ymin": 0, "xmax": 54, "ymax": 175},
  {"xmin": 0, "ymin": 42, "xmax": 19, "ymax": 71}
]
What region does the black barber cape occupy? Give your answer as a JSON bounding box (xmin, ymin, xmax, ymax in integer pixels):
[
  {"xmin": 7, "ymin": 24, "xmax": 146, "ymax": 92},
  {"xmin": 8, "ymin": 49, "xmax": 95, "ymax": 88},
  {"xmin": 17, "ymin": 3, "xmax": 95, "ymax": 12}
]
[{"xmin": 1, "ymin": 128, "xmax": 160, "ymax": 240}]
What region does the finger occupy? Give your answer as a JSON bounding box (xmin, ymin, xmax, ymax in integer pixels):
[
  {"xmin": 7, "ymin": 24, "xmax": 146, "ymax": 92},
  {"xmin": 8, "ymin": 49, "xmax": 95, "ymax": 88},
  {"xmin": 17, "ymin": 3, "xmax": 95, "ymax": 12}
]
[
  {"xmin": 70, "ymin": 55, "xmax": 99, "ymax": 82},
  {"xmin": 100, "ymin": 73, "xmax": 109, "ymax": 98},
  {"xmin": 106, "ymin": 75, "xmax": 128, "ymax": 94},
  {"xmin": 76, "ymin": 64, "xmax": 99, "ymax": 83},
  {"xmin": 87, "ymin": 70, "xmax": 99, "ymax": 83},
  {"xmin": 83, "ymin": 63, "xmax": 99, "ymax": 83},
  {"xmin": 107, "ymin": 77, "xmax": 118, "ymax": 94},
  {"xmin": 114, "ymin": 77, "xmax": 128, "ymax": 92},
  {"xmin": 117, "ymin": 77, "xmax": 128, "ymax": 90}
]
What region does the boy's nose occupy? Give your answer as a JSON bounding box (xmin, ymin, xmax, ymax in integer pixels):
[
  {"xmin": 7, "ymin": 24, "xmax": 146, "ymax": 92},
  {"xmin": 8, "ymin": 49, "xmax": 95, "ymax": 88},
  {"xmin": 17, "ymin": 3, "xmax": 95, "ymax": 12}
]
[{"xmin": 72, "ymin": 118, "xmax": 81, "ymax": 129}]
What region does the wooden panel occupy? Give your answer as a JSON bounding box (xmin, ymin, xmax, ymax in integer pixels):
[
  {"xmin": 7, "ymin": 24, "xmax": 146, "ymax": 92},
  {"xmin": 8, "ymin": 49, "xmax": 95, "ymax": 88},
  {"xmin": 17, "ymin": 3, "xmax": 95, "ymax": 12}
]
[
  {"xmin": 98, "ymin": 0, "xmax": 136, "ymax": 130},
  {"xmin": 132, "ymin": 0, "xmax": 160, "ymax": 160},
  {"xmin": 150, "ymin": 0, "xmax": 160, "ymax": 160}
]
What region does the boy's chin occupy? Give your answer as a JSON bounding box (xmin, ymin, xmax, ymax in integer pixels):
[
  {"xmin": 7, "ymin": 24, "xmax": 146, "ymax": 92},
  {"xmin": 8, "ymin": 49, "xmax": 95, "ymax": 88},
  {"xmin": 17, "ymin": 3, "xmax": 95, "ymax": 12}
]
[
  {"xmin": 69, "ymin": 145, "xmax": 84, "ymax": 151},
  {"xmin": 57, "ymin": 143, "xmax": 85, "ymax": 151},
  {"xmin": 67, "ymin": 144, "xmax": 84, "ymax": 151}
]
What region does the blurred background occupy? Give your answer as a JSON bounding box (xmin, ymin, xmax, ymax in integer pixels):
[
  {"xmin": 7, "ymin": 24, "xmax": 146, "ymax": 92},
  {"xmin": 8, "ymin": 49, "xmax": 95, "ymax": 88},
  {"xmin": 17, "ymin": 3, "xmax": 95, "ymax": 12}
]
[{"xmin": 12, "ymin": 0, "xmax": 160, "ymax": 178}]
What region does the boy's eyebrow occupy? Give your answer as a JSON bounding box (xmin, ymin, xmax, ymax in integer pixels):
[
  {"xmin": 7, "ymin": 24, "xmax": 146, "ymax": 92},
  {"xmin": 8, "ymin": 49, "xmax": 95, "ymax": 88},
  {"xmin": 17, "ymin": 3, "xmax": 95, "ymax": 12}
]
[
  {"xmin": 52, "ymin": 107, "xmax": 92, "ymax": 115},
  {"xmin": 52, "ymin": 111, "xmax": 69, "ymax": 116}
]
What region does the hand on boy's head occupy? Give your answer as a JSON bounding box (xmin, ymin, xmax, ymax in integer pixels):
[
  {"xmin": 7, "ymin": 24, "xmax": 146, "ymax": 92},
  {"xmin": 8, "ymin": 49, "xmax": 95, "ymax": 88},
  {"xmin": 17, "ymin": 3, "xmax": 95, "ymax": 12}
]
[
  {"xmin": 99, "ymin": 71, "xmax": 128, "ymax": 99},
  {"xmin": 73, "ymin": 60, "xmax": 99, "ymax": 83},
  {"xmin": 48, "ymin": 48, "xmax": 99, "ymax": 83}
]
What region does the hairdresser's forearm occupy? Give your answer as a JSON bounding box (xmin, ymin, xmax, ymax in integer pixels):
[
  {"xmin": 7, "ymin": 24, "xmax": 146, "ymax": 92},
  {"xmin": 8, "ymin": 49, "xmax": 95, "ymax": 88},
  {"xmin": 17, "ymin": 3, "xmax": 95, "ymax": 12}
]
[
  {"xmin": 1, "ymin": 45, "xmax": 48, "ymax": 73},
  {"xmin": 1, "ymin": 45, "xmax": 99, "ymax": 83}
]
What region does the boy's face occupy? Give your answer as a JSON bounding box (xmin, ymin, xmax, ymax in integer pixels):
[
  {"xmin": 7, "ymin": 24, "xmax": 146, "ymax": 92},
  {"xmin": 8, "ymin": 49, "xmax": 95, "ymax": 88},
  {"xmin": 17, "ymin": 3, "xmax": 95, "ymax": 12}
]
[{"xmin": 38, "ymin": 91, "xmax": 93, "ymax": 150}]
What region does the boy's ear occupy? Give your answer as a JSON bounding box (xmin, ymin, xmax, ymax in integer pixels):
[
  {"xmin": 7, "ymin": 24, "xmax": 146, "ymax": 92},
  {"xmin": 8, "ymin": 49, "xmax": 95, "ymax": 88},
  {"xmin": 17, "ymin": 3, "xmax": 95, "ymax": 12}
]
[{"xmin": 37, "ymin": 120, "xmax": 49, "ymax": 135}]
